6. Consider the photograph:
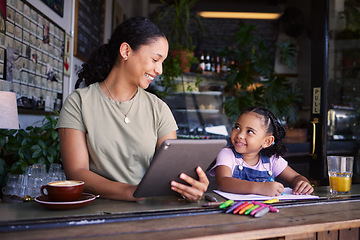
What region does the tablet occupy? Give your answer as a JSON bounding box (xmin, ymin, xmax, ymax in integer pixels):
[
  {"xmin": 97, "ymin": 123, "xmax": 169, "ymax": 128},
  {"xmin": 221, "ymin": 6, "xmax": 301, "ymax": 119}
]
[{"xmin": 133, "ymin": 139, "xmax": 227, "ymax": 198}]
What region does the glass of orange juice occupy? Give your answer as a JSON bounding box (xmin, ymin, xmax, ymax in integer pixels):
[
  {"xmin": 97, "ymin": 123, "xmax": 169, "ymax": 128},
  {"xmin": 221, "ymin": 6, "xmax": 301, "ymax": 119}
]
[{"xmin": 327, "ymin": 156, "xmax": 354, "ymax": 194}]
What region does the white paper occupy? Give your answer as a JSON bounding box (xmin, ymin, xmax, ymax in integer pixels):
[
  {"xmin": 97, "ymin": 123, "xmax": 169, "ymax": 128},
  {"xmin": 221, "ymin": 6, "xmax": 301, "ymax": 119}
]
[
  {"xmin": 205, "ymin": 125, "xmax": 228, "ymax": 136},
  {"xmin": 214, "ymin": 187, "xmax": 319, "ymax": 201}
]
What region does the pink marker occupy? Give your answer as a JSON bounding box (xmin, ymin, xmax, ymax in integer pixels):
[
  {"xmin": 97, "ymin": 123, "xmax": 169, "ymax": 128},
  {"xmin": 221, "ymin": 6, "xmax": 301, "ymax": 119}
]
[
  {"xmin": 253, "ymin": 201, "xmax": 279, "ymax": 213},
  {"xmin": 250, "ymin": 205, "xmax": 265, "ymax": 216}
]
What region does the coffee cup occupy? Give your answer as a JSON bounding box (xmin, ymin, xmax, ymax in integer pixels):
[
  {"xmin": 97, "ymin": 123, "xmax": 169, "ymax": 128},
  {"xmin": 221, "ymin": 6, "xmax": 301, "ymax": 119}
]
[{"xmin": 40, "ymin": 180, "xmax": 84, "ymax": 202}]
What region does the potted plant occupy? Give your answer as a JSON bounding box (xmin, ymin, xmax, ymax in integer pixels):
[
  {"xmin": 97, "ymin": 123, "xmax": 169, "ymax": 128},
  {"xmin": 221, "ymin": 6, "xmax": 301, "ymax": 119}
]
[
  {"xmin": 151, "ymin": 0, "xmax": 203, "ymax": 97},
  {"xmin": 220, "ymin": 22, "xmax": 302, "ymax": 126},
  {"xmin": 0, "ymin": 114, "xmax": 61, "ymax": 192}
]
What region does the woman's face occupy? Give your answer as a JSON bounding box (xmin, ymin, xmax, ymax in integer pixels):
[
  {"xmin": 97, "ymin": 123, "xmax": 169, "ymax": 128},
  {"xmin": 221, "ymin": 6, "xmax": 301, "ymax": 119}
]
[{"xmin": 127, "ymin": 37, "xmax": 168, "ymax": 89}]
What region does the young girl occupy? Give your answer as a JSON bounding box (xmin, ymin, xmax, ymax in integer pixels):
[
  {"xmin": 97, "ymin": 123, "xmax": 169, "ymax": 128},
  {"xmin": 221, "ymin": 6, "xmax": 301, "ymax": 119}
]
[{"xmin": 210, "ymin": 106, "xmax": 313, "ymax": 197}]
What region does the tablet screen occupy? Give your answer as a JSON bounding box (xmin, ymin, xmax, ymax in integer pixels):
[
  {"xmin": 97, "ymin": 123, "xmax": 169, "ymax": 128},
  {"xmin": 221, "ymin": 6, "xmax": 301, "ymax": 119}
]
[{"xmin": 133, "ymin": 139, "xmax": 227, "ymax": 198}]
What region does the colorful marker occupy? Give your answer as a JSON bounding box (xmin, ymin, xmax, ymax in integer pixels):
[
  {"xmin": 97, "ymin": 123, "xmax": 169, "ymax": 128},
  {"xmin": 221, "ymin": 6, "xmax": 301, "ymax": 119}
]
[
  {"xmin": 245, "ymin": 204, "xmax": 259, "ymax": 215},
  {"xmin": 233, "ymin": 202, "xmax": 249, "ymax": 214},
  {"xmin": 239, "ymin": 203, "xmax": 254, "ymax": 214},
  {"xmin": 253, "ymin": 201, "xmax": 279, "ymax": 213},
  {"xmin": 219, "ymin": 199, "xmax": 234, "ymax": 209},
  {"xmin": 201, "ymin": 201, "xmax": 224, "ymax": 207},
  {"xmin": 205, "ymin": 194, "xmax": 218, "ymax": 202},
  {"xmin": 250, "ymin": 205, "xmax": 265, "ymax": 216},
  {"xmin": 254, "ymin": 207, "xmax": 270, "ymax": 218},
  {"xmin": 263, "ymin": 198, "xmax": 279, "ymax": 204},
  {"xmin": 225, "ymin": 201, "xmax": 243, "ymax": 214}
]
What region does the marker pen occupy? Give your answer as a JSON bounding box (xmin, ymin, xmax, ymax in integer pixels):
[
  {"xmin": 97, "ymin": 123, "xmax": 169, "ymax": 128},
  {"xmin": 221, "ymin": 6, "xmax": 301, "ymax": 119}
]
[
  {"xmin": 233, "ymin": 201, "xmax": 249, "ymax": 214},
  {"xmin": 254, "ymin": 207, "xmax": 270, "ymax": 218},
  {"xmin": 245, "ymin": 204, "xmax": 259, "ymax": 215},
  {"xmin": 201, "ymin": 201, "xmax": 224, "ymax": 207},
  {"xmin": 239, "ymin": 203, "xmax": 254, "ymax": 214},
  {"xmin": 263, "ymin": 198, "xmax": 279, "ymax": 204},
  {"xmin": 225, "ymin": 201, "xmax": 243, "ymax": 214},
  {"xmin": 253, "ymin": 201, "xmax": 279, "ymax": 213},
  {"xmin": 219, "ymin": 199, "xmax": 234, "ymax": 209},
  {"xmin": 205, "ymin": 194, "xmax": 218, "ymax": 202},
  {"xmin": 250, "ymin": 205, "xmax": 265, "ymax": 216}
]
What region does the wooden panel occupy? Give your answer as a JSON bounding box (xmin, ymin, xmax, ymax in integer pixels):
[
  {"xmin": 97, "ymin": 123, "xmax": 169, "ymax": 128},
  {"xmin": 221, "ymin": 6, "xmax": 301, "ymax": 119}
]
[
  {"xmin": 317, "ymin": 230, "xmax": 338, "ymax": 240},
  {"xmin": 339, "ymin": 228, "xmax": 359, "ymax": 240},
  {"xmin": 1, "ymin": 201, "xmax": 360, "ymax": 240},
  {"xmin": 285, "ymin": 232, "xmax": 316, "ymax": 240}
]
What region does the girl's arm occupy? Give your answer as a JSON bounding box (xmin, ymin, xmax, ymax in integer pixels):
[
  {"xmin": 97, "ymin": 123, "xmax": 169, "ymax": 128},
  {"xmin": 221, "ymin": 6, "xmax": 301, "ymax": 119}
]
[
  {"xmin": 215, "ymin": 165, "xmax": 284, "ymax": 197},
  {"xmin": 58, "ymin": 128, "xmax": 141, "ymax": 201},
  {"xmin": 278, "ymin": 166, "xmax": 314, "ymax": 195}
]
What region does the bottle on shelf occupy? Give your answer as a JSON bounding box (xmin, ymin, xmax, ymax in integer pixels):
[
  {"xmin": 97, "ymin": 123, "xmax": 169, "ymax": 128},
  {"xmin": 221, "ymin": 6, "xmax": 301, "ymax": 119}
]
[
  {"xmin": 216, "ymin": 56, "xmax": 221, "ymax": 74},
  {"xmin": 205, "ymin": 54, "xmax": 211, "ymax": 72},
  {"xmin": 211, "ymin": 56, "xmax": 216, "ymax": 73},
  {"xmin": 221, "ymin": 57, "xmax": 228, "ymax": 75},
  {"xmin": 199, "ymin": 54, "xmax": 205, "ymax": 73}
]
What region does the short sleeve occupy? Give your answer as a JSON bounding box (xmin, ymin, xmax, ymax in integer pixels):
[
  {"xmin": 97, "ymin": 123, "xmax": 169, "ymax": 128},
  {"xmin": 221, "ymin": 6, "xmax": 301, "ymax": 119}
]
[
  {"xmin": 156, "ymin": 100, "xmax": 178, "ymax": 138},
  {"xmin": 271, "ymin": 155, "xmax": 288, "ymax": 177},
  {"xmin": 56, "ymin": 90, "xmax": 86, "ymax": 132},
  {"xmin": 208, "ymin": 148, "xmax": 235, "ymax": 176}
]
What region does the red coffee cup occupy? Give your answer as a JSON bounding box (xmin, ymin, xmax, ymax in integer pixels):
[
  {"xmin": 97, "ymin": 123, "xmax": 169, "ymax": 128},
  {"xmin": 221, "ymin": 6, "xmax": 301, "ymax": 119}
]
[{"xmin": 40, "ymin": 180, "xmax": 84, "ymax": 202}]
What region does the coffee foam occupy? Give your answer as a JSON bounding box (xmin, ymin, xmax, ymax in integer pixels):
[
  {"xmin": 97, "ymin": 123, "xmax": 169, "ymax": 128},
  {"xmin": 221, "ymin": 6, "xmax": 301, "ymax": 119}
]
[{"xmin": 49, "ymin": 181, "xmax": 83, "ymax": 186}]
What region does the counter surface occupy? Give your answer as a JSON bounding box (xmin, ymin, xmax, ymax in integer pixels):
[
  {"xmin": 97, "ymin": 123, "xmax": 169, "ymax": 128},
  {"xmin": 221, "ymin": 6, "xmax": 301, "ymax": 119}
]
[{"xmin": 1, "ymin": 185, "xmax": 360, "ymax": 239}]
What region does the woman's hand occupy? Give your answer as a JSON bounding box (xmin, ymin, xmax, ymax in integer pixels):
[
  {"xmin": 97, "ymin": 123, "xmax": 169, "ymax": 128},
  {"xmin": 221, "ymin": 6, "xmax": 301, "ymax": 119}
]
[{"xmin": 170, "ymin": 166, "xmax": 209, "ymax": 202}]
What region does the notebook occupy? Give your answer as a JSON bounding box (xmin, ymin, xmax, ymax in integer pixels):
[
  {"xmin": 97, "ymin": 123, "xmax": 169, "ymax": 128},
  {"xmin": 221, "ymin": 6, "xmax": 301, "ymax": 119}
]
[{"xmin": 133, "ymin": 139, "xmax": 227, "ymax": 198}]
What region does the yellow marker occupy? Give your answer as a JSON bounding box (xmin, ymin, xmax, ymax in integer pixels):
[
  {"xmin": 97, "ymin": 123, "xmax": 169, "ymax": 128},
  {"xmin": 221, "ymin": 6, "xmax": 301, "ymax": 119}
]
[{"xmin": 263, "ymin": 198, "xmax": 279, "ymax": 204}]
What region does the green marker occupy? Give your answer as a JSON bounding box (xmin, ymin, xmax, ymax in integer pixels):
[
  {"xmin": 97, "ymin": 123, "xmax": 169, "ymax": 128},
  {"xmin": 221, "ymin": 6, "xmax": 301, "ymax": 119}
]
[
  {"xmin": 219, "ymin": 199, "xmax": 234, "ymax": 209},
  {"xmin": 245, "ymin": 204, "xmax": 259, "ymax": 215}
]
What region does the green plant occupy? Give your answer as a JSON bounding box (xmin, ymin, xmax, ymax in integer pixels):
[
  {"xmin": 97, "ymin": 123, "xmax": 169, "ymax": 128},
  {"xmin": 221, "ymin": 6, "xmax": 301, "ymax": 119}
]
[
  {"xmin": 0, "ymin": 114, "xmax": 61, "ymax": 179},
  {"xmin": 339, "ymin": 0, "xmax": 360, "ymax": 33},
  {"xmin": 336, "ymin": 0, "xmax": 360, "ymax": 39},
  {"xmin": 155, "ymin": 53, "xmax": 202, "ymax": 98},
  {"xmin": 153, "ymin": 0, "xmax": 202, "ymax": 50},
  {"xmin": 151, "ymin": 0, "xmax": 204, "ymax": 97},
  {"xmin": 221, "ymin": 22, "xmax": 302, "ymax": 125},
  {"xmin": 276, "ymin": 40, "xmax": 298, "ymax": 69}
]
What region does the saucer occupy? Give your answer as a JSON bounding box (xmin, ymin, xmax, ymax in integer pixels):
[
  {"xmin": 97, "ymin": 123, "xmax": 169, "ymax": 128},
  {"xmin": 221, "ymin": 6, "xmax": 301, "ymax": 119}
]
[{"xmin": 35, "ymin": 193, "xmax": 99, "ymax": 210}]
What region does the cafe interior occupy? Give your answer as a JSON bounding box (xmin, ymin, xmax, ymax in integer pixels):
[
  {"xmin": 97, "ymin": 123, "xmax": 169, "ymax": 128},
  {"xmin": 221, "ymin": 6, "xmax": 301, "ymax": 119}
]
[{"xmin": 1, "ymin": 0, "xmax": 360, "ymax": 239}]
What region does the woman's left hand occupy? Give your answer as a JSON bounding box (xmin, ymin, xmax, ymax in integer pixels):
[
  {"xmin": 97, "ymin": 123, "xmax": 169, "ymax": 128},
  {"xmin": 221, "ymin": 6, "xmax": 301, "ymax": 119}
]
[{"xmin": 171, "ymin": 166, "xmax": 209, "ymax": 202}]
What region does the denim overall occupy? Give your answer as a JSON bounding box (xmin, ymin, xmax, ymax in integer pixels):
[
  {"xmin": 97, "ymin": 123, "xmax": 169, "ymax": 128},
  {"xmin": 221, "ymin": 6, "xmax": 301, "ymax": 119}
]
[{"xmin": 230, "ymin": 146, "xmax": 274, "ymax": 182}]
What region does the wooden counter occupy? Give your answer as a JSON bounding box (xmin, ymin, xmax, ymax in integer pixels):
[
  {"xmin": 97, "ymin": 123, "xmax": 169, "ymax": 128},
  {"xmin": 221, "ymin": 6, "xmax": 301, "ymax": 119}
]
[{"xmin": 1, "ymin": 186, "xmax": 360, "ymax": 240}]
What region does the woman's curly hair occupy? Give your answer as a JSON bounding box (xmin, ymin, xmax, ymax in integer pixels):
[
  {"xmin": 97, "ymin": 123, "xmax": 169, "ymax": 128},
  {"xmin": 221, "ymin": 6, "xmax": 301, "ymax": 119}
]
[
  {"xmin": 75, "ymin": 17, "xmax": 166, "ymax": 88},
  {"xmin": 241, "ymin": 106, "xmax": 287, "ymax": 157}
]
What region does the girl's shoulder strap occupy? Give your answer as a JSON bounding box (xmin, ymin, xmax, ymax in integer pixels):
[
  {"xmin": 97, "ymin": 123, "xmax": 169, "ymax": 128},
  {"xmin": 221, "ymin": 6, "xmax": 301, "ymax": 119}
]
[{"xmin": 229, "ymin": 145, "xmax": 243, "ymax": 158}]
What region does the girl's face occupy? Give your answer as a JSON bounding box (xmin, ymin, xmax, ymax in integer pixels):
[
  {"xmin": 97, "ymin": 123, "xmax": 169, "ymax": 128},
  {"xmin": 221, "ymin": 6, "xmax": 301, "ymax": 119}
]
[
  {"xmin": 126, "ymin": 37, "xmax": 168, "ymax": 89},
  {"xmin": 230, "ymin": 112, "xmax": 274, "ymax": 155}
]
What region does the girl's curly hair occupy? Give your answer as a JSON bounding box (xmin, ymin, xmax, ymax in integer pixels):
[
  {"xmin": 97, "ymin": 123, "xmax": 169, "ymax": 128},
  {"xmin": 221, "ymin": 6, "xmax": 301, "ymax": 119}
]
[{"xmin": 241, "ymin": 106, "xmax": 287, "ymax": 157}]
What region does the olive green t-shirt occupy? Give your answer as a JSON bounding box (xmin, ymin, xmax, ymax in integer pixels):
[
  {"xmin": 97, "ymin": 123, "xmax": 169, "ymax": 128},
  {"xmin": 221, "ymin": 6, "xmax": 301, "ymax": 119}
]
[{"xmin": 56, "ymin": 82, "xmax": 178, "ymax": 185}]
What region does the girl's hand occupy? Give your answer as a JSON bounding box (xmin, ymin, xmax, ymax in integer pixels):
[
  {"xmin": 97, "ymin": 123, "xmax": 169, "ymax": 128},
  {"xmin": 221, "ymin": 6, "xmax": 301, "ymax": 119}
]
[
  {"xmin": 292, "ymin": 180, "xmax": 314, "ymax": 195},
  {"xmin": 260, "ymin": 181, "xmax": 284, "ymax": 197},
  {"xmin": 170, "ymin": 166, "xmax": 209, "ymax": 202}
]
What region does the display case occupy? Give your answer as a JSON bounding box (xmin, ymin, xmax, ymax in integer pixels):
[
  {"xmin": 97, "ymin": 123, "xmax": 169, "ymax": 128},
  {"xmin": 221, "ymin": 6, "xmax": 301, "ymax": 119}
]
[{"xmin": 164, "ymin": 74, "xmax": 232, "ymax": 139}]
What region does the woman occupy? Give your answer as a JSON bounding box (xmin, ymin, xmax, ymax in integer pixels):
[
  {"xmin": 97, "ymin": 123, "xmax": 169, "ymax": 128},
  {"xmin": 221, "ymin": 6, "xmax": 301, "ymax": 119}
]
[{"xmin": 56, "ymin": 17, "xmax": 208, "ymax": 202}]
